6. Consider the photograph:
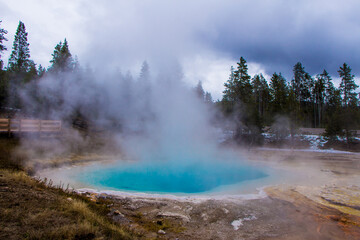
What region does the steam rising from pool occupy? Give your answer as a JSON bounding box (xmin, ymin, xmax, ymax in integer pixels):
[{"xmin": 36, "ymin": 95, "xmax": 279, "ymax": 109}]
[{"xmin": 22, "ymin": 61, "xmax": 271, "ymax": 195}]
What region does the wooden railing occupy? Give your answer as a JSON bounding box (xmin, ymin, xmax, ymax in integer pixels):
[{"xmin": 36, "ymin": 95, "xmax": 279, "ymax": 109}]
[{"xmin": 0, "ymin": 118, "xmax": 61, "ymax": 134}]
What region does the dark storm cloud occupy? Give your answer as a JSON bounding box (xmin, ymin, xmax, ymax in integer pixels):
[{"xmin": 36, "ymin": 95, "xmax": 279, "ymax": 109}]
[
  {"xmin": 2, "ymin": 0, "xmax": 360, "ymax": 83},
  {"xmin": 201, "ymin": 0, "xmax": 360, "ymax": 78}
]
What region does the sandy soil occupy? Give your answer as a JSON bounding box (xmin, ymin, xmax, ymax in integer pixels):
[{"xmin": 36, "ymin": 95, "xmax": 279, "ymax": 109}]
[{"xmin": 63, "ymin": 149, "xmax": 360, "ymax": 239}]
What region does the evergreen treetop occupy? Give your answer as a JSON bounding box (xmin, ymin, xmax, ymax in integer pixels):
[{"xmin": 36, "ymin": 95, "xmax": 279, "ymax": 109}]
[
  {"xmin": 0, "ymin": 20, "xmax": 8, "ymax": 70},
  {"xmin": 8, "ymin": 21, "xmax": 31, "ymax": 73},
  {"xmin": 269, "ymin": 72, "xmax": 288, "ymax": 114},
  {"xmin": 292, "ymin": 62, "xmax": 313, "ymax": 102},
  {"xmin": 232, "ymin": 57, "xmax": 252, "ymax": 104},
  {"xmin": 338, "ymin": 63, "xmax": 358, "ymax": 106},
  {"xmin": 49, "ymin": 38, "xmax": 73, "ymax": 72}
]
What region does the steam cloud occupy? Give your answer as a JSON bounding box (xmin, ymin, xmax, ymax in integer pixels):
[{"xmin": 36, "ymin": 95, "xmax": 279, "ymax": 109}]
[{"xmin": 18, "ymin": 61, "xmax": 224, "ymax": 166}]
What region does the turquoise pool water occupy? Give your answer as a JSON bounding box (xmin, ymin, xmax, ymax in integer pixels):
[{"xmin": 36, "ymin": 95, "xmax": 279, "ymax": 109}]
[{"xmin": 76, "ymin": 160, "xmax": 268, "ymax": 194}]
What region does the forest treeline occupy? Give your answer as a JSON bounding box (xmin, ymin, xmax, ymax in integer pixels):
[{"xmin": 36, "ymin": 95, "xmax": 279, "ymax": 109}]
[
  {"xmin": 0, "ymin": 21, "xmax": 359, "ymax": 144},
  {"xmin": 220, "ymin": 56, "xmax": 360, "ymax": 144}
]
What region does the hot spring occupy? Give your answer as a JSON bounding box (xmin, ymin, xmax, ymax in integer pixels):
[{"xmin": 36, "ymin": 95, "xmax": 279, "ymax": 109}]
[{"xmin": 65, "ymin": 156, "xmax": 270, "ymax": 195}]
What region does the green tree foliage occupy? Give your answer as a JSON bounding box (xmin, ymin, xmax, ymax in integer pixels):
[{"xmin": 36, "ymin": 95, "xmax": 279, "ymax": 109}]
[
  {"xmin": 292, "ymin": 62, "xmax": 313, "ymax": 103},
  {"xmin": 251, "ymin": 74, "xmax": 270, "ymax": 124},
  {"xmin": 220, "ymin": 58, "xmax": 360, "ymax": 147},
  {"xmin": 223, "ymin": 57, "xmax": 266, "ymax": 145},
  {"xmin": 313, "ymin": 73, "xmax": 326, "ymax": 127},
  {"xmin": 223, "ymin": 66, "xmax": 235, "ymax": 102},
  {"xmin": 338, "ymin": 63, "xmax": 358, "ymax": 107},
  {"xmin": 0, "ymin": 20, "xmax": 8, "ymax": 70},
  {"xmin": 291, "ymin": 62, "xmax": 316, "ymax": 127},
  {"xmin": 337, "ymin": 63, "xmax": 359, "ymax": 143},
  {"xmin": 6, "ymin": 21, "xmax": 35, "ymax": 109},
  {"xmin": 48, "ymin": 38, "xmax": 73, "ymax": 73},
  {"xmin": 269, "ymin": 73, "xmax": 288, "ymax": 115},
  {"xmin": 8, "ymin": 21, "xmax": 31, "ymax": 73},
  {"xmin": 223, "ymin": 57, "xmax": 252, "ymax": 105},
  {"xmin": 195, "ymin": 80, "xmax": 213, "ymax": 104},
  {"xmin": 233, "ymin": 57, "xmax": 252, "ymax": 104},
  {"xmin": 0, "ymin": 21, "xmax": 8, "ymax": 107}
]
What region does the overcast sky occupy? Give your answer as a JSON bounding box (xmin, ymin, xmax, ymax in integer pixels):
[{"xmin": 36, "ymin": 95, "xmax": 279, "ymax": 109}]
[{"xmin": 1, "ymin": 0, "xmax": 360, "ymax": 99}]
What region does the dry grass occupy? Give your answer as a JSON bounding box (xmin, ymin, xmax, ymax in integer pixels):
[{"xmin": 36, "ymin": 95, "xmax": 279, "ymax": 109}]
[
  {"xmin": 0, "ymin": 168, "xmax": 135, "ymax": 240},
  {"xmin": 0, "ymin": 135, "xmax": 135, "ymax": 240}
]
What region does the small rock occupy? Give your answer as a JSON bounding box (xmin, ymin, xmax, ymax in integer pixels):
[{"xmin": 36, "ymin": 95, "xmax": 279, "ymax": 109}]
[
  {"xmin": 157, "ymin": 211, "xmax": 191, "ymax": 222},
  {"xmin": 223, "ymin": 208, "xmax": 229, "ymax": 214},
  {"xmin": 98, "ymin": 193, "xmax": 108, "ymax": 199},
  {"xmin": 66, "ymin": 197, "xmax": 72, "ymax": 201},
  {"xmin": 113, "ymin": 210, "xmax": 122, "ymax": 215},
  {"xmin": 158, "ymin": 229, "xmax": 166, "ymax": 235},
  {"xmin": 201, "ymin": 213, "xmax": 208, "ymax": 221},
  {"xmin": 108, "ymin": 209, "xmax": 129, "ymax": 223}
]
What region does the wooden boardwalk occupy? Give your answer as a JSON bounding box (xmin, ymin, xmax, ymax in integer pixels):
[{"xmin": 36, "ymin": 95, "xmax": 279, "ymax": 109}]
[{"xmin": 0, "ymin": 118, "xmax": 61, "ymax": 135}]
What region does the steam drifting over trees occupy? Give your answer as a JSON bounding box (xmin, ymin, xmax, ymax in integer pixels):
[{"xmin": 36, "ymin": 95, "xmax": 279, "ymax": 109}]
[{"xmin": 0, "ymin": 20, "xmax": 358, "ymax": 148}]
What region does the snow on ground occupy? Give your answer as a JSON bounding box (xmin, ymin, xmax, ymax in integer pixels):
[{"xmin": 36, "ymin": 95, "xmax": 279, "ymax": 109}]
[
  {"xmin": 302, "ymin": 135, "xmax": 327, "ymax": 150},
  {"xmin": 258, "ymin": 147, "xmax": 356, "ymax": 154},
  {"xmin": 219, "ymin": 129, "xmax": 359, "ymax": 153},
  {"xmin": 231, "ymin": 215, "xmax": 257, "ymax": 230}
]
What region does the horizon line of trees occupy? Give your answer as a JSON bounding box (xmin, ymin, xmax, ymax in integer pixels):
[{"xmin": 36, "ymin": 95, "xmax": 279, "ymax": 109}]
[
  {"xmin": 1, "ymin": 21, "xmax": 359, "ymax": 143},
  {"xmin": 0, "ymin": 20, "xmax": 212, "ymax": 134},
  {"xmin": 220, "ymin": 56, "xmax": 360, "ymax": 144}
]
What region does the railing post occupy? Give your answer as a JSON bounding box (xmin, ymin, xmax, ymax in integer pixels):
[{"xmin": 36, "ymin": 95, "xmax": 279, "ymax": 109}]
[
  {"xmin": 7, "ymin": 118, "xmax": 10, "ymax": 137},
  {"xmin": 19, "ymin": 119, "xmax": 22, "ymax": 136}
]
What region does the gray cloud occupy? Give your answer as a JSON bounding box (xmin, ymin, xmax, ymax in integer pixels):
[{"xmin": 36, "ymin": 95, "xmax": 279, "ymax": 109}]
[
  {"xmin": 1, "ymin": 0, "xmax": 360, "ymax": 85},
  {"xmin": 202, "ymin": 0, "xmax": 360, "ymax": 78}
]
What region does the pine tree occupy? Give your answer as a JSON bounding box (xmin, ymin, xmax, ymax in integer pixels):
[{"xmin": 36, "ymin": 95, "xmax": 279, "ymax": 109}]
[
  {"xmin": 7, "ymin": 21, "xmax": 31, "ymax": 73},
  {"xmin": 221, "ymin": 66, "xmax": 236, "ymax": 115},
  {"xmin": 233, "ymin": 57, "xmax": 252, "ymax": 104},
  {"xmin": 269, "ymin": 72, "xmax": 288, "ymax": 115},
  {"xmin": 313, "ymin": 70, "xmax": 338, "ymax": 127},
  {"xmin": 291, "ymin": 62, "xmax": 315, "ymax": 127},
  {"xmin": 195, "ymin": 80, "xmax": 205, "ymax": 100},
  {"xmin": 313, "ymin": 74, "xmax": 326, "ymax": 127},
  {"xmin": 337, "ymin": 63, "xmax": 359, "ymax": 143},
  {"xmin": 320, "ymin": 70, "xmax": 336, "ymax": 105},
  {"xmin": 205, "ymin": 92, "xmax": 213, "ymax": 103},
  {"xmin": 0, "ymin": 21, "xmax": 8, "ymax": 107},
  {"xmin": 0, "ymin": 20, "xmax": 8, "ymax": 70},
  {"xmin": 338, "ymin": 63, "xmax": 358, "ymax": 107},
  {"xmin": 223, "ymin": 66, "xmax": 236, "ymax": 102},
  {"xmin": 49, "ymin": 38, "xmax": 73, "ymax": 72},
  {"xmin": 223, "ymin": 57, "xmax": 252, "ymax": 105},
  {"xmin": 139, "ymin": 61, "xmax": 150, "ymax": 81},
  {"xmin": 251, "ymin": 74, "xmax": 270, "ymax": 120},
  {"xmin": 291, "ymin": 62, "xmax": 314, "ymax": 103}
]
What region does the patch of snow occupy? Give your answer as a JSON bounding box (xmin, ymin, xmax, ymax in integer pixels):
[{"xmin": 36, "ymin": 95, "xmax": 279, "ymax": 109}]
[
  {"xmin": 231, "ymin": 219, "xmax": 243, "ymax": 230},
  {"xmin": 231, "ymin": 215, "xmax": 257, "ymax": 230},
  {"xmin": 302, "ymin": 135, "xmax": 323, "ymax": 150},
  {"xmin": 258, "ymin": 147, "xmax": 356, "ymax": 154},
  {"xmin": 217, "ymin": 129, "xmax": 234, "ymax": 143}
]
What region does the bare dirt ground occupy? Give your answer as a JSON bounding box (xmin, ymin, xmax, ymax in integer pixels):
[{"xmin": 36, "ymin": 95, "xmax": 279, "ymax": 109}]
[{"xmin": 73, "ymin": 149, "xmax": 360, "ymax": 239}]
